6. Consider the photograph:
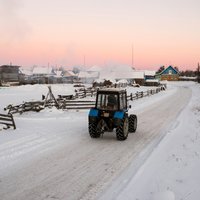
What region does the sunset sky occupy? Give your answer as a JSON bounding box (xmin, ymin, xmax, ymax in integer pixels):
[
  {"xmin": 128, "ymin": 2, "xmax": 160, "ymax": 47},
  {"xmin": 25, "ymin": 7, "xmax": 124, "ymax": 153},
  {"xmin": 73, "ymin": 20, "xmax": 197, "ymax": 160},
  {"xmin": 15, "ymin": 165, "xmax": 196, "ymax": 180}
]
[{"xmin": 0, "ymin": 0, "xmax": 200, "ymax": 70}]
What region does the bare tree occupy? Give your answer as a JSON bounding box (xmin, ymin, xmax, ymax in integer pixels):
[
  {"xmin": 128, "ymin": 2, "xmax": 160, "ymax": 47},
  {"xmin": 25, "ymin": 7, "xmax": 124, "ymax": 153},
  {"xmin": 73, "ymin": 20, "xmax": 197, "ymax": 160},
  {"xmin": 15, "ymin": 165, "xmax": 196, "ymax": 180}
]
[{"xmin": 156, "ymin": 66, "xmax": 165, "ymax": 74}]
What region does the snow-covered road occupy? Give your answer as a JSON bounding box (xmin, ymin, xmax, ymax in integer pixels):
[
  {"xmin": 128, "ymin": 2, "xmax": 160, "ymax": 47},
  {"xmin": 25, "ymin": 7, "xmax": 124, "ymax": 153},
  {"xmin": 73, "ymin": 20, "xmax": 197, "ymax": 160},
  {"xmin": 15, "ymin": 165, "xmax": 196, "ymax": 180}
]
[{"xmin": 0, "ymin": 84, "xmax": 192, "ymax": 200}]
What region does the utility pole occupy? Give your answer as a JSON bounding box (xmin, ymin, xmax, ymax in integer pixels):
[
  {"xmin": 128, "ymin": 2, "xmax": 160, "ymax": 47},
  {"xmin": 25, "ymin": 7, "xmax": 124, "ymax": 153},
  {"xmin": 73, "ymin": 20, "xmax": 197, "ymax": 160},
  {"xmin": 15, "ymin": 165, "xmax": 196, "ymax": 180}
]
[{"xmin": 197, "ymin": 62, "xmax": 200, "ymax": 83}]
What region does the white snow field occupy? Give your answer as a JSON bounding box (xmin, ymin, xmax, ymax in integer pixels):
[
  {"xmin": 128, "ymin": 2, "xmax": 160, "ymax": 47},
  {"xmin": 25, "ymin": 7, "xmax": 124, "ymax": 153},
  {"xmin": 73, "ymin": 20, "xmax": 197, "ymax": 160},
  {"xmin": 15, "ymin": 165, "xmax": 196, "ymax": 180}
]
[{"xmin": 0, "ymin": 82, "xmax": 199, "ymax": 200}]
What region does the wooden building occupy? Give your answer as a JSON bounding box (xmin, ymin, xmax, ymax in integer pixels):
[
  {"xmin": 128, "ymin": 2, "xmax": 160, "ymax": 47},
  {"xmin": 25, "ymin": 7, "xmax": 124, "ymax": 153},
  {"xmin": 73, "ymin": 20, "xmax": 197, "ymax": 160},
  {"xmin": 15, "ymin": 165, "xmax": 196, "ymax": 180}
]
[
  {"xmin": 0, "ymin": 65, "xmax": 20, "ymax": 84},
  {"xmin": 156, "ymin": 66, "xmax": 179, "ymax": 81}
]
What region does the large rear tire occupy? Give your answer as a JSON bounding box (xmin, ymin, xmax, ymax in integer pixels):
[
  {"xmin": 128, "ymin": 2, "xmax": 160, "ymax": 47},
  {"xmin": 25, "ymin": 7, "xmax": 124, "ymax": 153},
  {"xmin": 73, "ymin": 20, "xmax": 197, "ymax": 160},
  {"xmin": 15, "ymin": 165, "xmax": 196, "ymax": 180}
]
[
  {"xmin": 128, "ymin": 114, "xmax": 137, "ymax": 133},
  {"xmin": 89, "ymin": 122, "xmax": 101, "ymax": 138},
  {"xmin": 116, "ymin": 117, "xmax": 129, "ymax": 140}
]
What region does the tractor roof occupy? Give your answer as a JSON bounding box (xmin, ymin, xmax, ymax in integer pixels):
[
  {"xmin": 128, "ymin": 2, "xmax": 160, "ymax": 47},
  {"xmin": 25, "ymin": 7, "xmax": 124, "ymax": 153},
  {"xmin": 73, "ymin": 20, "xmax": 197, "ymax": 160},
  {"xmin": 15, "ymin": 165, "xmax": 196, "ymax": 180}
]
[{"xmin": 97, "ymin": 88, "xmax": 126, "ymax": 94}]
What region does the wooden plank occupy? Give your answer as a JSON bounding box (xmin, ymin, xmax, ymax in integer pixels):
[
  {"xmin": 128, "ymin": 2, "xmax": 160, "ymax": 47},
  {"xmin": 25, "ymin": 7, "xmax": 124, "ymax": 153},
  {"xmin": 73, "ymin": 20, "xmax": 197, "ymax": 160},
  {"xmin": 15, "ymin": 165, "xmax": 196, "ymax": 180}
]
[{"xmin": 0, "ymin": 113, "xmax": 16, "ymax": 129}]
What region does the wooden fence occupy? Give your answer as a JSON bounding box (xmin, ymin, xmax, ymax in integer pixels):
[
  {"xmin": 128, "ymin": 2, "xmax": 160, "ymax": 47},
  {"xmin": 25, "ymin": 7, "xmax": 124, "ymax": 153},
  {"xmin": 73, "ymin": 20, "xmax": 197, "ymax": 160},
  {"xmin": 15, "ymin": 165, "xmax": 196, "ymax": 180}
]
[
  {"xmin": 75, "ymin": 87, "xmax": 96, "ymax": 99},
  {"xmin": 0, "ymin": 113, "xmax": 16, "ymax": 129},
  {"xmin": 4, "ymin": 86, "xmax": 164, "ymax": 115},
  {"xmin": 127, "ymin": 87, "xmax": 163, "ymax": 101}
]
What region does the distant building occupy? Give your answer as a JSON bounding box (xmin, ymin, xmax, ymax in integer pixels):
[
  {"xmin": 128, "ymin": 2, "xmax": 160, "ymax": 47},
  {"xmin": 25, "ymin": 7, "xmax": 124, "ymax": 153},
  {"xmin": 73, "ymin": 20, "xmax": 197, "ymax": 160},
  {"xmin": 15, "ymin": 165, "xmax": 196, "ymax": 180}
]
[
  {"xmin": 32, "ymin": 66, "xmax": 55, "ymax": 84},
  {"xmin": 78, "ymin": 71, "xmax": 99, "ymax": 84},
  {"xmin": 156, "ymin": 66, "xmax": 179, "ymax": 81},
  {"xmin": 99, "ymin": 66, "xmax": 145, "ymax": 85},
  {"xmin": 0, "ymin": 65, "xmax": 21, "ymax": 84},
  {"xmin": 144, "ymin": 70, "xmax": 156, "ymax": 80},
  {"xmin": 62, "ymin": 70, "xmax": 77, "ymax": 83}
]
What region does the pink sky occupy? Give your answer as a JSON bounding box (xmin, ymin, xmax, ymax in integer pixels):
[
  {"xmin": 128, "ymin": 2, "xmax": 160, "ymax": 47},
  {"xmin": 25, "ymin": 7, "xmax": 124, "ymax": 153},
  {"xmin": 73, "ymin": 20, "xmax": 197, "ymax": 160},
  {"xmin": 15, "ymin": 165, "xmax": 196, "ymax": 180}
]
[{"xmin": 0, "ymin": 0, "xmax": 200, "ymax": 70}]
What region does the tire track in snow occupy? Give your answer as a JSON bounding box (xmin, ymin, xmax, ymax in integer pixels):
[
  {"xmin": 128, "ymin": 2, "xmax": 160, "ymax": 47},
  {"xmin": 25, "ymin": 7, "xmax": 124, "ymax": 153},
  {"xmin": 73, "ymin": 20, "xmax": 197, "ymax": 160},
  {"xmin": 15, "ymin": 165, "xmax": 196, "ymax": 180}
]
[{"xmin": 0, "ymin": 86, "xmax": 191, "ymax": 200}]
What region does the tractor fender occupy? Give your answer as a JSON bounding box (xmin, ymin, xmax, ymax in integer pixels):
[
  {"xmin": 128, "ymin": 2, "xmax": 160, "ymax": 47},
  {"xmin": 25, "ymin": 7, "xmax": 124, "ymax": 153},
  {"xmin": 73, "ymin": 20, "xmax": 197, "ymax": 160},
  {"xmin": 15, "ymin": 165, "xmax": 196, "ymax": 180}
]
[
  {"xmin": 114, "ymin": 111, "xmax": 125, "ymax": 119},
  {"xmin": 113, "ymin": 111, "xmax": 125, "ymax": 127},
  {"xmin": 89, "ymin": 108, "xmax": 99, "ymax": 117}
]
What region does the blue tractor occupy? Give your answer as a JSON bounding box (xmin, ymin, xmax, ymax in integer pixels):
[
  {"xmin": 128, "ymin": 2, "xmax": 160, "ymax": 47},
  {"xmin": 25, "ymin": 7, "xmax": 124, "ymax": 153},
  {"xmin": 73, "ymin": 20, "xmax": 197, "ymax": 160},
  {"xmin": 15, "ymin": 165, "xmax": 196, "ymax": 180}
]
[{"xmin": 88, "ymin": 88, "xmax": 137, "ymax": 140}]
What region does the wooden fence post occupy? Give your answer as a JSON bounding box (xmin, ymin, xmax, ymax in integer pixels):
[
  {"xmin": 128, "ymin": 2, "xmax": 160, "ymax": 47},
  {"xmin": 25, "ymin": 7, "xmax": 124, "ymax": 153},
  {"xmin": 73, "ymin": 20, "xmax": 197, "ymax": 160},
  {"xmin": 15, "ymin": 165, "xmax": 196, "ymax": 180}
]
[{"xmin": 130, "ymin": 93, "xmax": 133, "ymax": 101}]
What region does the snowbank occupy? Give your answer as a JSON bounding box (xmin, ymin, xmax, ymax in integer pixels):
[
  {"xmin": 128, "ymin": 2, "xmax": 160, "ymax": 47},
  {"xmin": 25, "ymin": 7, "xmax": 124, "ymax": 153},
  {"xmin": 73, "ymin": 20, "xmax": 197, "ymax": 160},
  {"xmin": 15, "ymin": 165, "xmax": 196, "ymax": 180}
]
[{"xmin": 101, "ymin": 82, "xmax": 200, "ymax": 200}]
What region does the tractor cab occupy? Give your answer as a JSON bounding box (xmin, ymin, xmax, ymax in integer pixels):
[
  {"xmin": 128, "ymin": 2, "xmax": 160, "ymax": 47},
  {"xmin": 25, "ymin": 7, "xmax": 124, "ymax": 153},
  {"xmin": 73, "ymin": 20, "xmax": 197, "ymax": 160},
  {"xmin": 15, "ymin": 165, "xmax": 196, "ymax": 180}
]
[
  {"xmin": 88, "ymin": 88, "xmax": 137, "ymax": 140},
  {"xmin": 95, "ymin": 88, "xmax": 127, "ymax": 111}
]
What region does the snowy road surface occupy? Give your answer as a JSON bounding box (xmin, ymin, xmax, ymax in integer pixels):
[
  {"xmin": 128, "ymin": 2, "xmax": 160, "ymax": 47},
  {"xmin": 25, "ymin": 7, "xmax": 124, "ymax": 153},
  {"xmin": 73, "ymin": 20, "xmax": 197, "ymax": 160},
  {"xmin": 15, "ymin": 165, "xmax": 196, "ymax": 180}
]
[{"xmin": 0, "ymin": 85, "xmax": 191, "ymax": 200}]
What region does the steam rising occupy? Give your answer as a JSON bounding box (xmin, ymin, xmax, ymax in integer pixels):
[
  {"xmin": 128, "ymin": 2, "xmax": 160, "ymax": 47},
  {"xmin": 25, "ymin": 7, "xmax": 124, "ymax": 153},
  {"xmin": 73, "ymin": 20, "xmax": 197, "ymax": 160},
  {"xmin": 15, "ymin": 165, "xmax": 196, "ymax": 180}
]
[{"xmin": 0, "ymin": 0, "xmax": 31, "ymax": 44}]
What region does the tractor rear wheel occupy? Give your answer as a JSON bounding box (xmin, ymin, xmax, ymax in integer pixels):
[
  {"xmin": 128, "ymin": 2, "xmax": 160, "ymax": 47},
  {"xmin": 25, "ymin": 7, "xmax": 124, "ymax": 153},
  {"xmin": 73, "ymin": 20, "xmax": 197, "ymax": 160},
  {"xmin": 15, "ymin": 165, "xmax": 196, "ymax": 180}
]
[
  {"xmin": 89, "ymin": 122, "xmax": 101, "ymax": 138},
  {"xmin": 128, "ymin": 114, "xmax": 137, "ymax": 133},
  {"xmin": 116, "ymin": 117, "xmax": 129, "ymax": 140}
]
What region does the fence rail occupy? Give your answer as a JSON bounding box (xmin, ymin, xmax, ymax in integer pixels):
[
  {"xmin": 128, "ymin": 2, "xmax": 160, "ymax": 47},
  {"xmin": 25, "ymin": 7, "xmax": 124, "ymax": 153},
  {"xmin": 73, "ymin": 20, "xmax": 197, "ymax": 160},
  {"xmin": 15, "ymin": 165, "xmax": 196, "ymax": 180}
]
[
  {"xmin": 4, "ymin": 86, "xmax": 164, "ymax": 114},
  {"xmin": 0, "ymin": 113, "xmax": 16, "ymax": 129},
  {"xmin": 127, "ymin": 87, "xmax": 163, "ymax": 101}
]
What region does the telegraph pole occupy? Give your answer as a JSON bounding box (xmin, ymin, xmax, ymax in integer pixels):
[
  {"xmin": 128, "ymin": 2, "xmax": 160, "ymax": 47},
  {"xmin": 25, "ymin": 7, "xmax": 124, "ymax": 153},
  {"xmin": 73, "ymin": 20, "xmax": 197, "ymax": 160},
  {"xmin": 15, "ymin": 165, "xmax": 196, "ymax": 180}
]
[{"xmin": 197, "ymin": 62, "xmax": 200, "ymax": 83}]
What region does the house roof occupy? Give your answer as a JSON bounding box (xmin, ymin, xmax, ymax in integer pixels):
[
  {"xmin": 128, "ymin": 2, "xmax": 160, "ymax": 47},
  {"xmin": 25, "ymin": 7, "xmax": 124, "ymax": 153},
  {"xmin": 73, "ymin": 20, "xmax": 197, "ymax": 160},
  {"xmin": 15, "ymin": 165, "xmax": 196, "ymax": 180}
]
[
  {"xmin": 87, "ymin": 65, "xmax": 102, "ymax": 72},
  {"xmin": 63, "ymin": 70, "xmax": 76, "ymax": 77},
  {"xmin": 32, "ymin": 66, "xmax": 53, "ymax": 75},
  {"xmin": 54, "ymin": 70, "xmax": 63, "ymax": 78},
  {"xmin": 99, "ymin": 69, "xmax": 144, "ymax": 80},
  {"xmin": 160, "ymin": 66, "xmax": 179, "ymax": 75},
  {"xmin": 117, "ymin": 79, "xmax": 128, "ymax": 83},
  {"xmin": 78, "ymin": 71, "xmax": 99, "ymax": 78},
  {"xmin": 144, "ymin": 70, "xmax": 156, "ymax": 76},
  {"xmin": 19, "ymin": 68, "xmax": 33, "ymax": 76}
]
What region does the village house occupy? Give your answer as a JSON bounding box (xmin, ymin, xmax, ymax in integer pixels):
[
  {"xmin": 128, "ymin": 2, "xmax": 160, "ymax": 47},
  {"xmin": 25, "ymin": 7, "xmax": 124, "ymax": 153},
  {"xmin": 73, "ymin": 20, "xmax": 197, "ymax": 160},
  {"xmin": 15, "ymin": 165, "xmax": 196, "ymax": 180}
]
[
  {"xmin": 0, "ymin": 65, "xmax": 21, "ymax": 85},
  {"xmin": 19, "ymin": 67, "xmax": 33, "ymax": 84},
  {"xmin": 32, "ymin": 66, "xmax": 55, "ymax": 84},
  {"xmin": 156, "ymin": 66, "xmax": 179, "ymax": 81},
  {"xmin": 62, "ymin": 70, "xmax": 77, "ymax": 83},
  {"xmin": 98, "ymin": 66, "xmax": 145, "ymax": 86},
  {"xmin": 78, "ymin": 71, "xmax": 99, "ymax": 84}
]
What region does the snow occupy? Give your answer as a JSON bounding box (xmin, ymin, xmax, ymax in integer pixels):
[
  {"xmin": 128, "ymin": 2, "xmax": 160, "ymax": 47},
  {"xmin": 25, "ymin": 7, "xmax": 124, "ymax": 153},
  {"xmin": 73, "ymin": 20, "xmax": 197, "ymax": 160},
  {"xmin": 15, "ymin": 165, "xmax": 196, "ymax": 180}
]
[
  {"xmin": 144, "ymin": 70, "xmax": 156, "ymax": 76},
  {"xmin": 78, "ymin": 71, "xmax": 99, "ymax": 78},
  {"xmin": 0, "ymin": 81, "xmax": 199, "ymax": 200},
  {"xmin": 99, "ymin": 69, "xmax": 144, "ymax": 80},
  {"xmin": 101, "ymin": 82, "xmax": 200, "ymax": 200},
  {"xmin": 32, "ymin": 66, "xmax": 53, "ymax": 75}
]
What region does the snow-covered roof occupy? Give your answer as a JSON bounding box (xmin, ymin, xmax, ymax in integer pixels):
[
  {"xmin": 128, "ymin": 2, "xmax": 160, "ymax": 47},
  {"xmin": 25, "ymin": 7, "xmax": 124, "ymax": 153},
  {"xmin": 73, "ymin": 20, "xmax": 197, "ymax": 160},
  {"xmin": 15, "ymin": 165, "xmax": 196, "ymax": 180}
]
[
  {"xmin": 99, "ymin": 69, "xmax": 144, "ymax": 80},
  {"xmin": 179, "ymin": 76, "xmax": 197, "ymax": 80},
  {"xmin": 144, "ymin": 70, "xmax": 156, "ymax": 76},
  {"xmin": 32, "ymin": 67, "xmax": 53, "ymax": 75},
  {"xmin": 63, "ymin": 70, "xmax": 76, "ymax": 77},
  {"xmin": 87, "ymin": 65, "xmax": 102, "ymax": 72},
  {"xmin": 132, "ymin": 71, "xmax": 145, "ymax": 79},
  {"xmin": 78, "ymin": 71, "xmax": 99, "ymax": 78},
  {"xmin": 117, "ymin": 79, "xmax": 128, "ymax": 83},
  {"xmin": 54, "ymin": 70, "xmax": 63, "ymax": 78},
  {"xmin": 19, "ymin": 68, "xmax": 33, "ymax": 76}
]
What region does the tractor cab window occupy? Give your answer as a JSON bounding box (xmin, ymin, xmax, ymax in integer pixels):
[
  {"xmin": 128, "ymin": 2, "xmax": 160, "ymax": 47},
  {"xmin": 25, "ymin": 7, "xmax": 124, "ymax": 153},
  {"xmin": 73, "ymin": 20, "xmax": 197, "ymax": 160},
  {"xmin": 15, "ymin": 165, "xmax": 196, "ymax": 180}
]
[
  {"xmin": 96, "ymin": 93, "xmax": 118, "ymax": 110},
  {"xmin": 119, "ymin": 93, "xmax": 126, "ymax": 110}
]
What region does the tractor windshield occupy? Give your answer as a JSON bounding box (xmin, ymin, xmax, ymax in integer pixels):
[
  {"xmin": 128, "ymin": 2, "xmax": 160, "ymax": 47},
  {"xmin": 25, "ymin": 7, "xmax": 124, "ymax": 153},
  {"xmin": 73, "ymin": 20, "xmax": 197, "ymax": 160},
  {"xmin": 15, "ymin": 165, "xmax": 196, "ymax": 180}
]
[{"xmin": 96, "ymin": 93, "xmax": 118, "ymax": 110}]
